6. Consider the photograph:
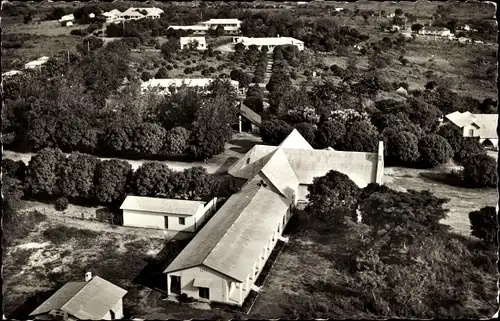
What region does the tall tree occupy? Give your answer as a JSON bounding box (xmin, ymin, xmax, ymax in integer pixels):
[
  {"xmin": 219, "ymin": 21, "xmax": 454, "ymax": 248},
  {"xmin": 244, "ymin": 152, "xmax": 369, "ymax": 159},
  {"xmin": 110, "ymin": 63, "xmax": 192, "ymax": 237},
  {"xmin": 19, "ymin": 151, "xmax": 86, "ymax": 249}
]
[
  {"xmin": 95, "ymin": 159, "xmax": 133, "ymax": 205},
  {"xmin": 25, "ymin": 148, "xmax": 66, "ymax": 197},
  {"xmin": 59, "ymin": 152, "xmax": 100, "ymax": 200}
]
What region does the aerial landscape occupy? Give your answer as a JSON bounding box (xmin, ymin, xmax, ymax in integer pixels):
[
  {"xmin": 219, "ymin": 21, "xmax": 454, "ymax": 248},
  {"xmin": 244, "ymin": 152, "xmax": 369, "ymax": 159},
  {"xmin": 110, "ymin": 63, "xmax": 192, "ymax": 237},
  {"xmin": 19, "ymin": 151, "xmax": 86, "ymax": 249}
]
[{"xmin": 1, "ymin": 0, "xmax": 498, "ymax": 319}]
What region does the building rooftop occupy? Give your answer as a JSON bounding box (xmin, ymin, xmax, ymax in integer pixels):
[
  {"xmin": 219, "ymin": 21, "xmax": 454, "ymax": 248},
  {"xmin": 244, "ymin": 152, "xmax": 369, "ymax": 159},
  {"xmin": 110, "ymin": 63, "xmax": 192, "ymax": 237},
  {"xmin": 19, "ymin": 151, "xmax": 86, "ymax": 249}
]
[
  {"xmin": 235, "ymin": 36, "xmax": 304, "ymax": 46},
  {"xmin": 29, "ymin": 276, "xmax": 127, "ymax": 320},
  {"xmin": 445, "ymin": 111, "xmax": 498, "ymax": 139},
  {"xmin": 202, "ymin": 18, "xmax": 242, "ymax": 24},
  {"xmin": 120, "ymin": 196, "xmax": 205, "ymax": 215}
]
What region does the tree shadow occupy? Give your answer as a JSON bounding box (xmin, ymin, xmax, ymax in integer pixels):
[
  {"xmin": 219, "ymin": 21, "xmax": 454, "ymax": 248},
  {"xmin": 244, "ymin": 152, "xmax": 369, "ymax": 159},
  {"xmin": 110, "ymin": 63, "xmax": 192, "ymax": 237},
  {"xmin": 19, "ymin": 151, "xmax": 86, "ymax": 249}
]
[
  {"xmin": 214, "ymin": 157, "xmax": 239, "ymax": 175},
  {"xmin": 8, "ymin": 290, "xmax": 56, "ymax": 319},
  {"xmin": 134, "ymin": 236, "xmax": 192, "ymax": 293},
  {"xmin": 418, "ymin": 171, "xmax": 465, "ymax": 188},
  {"xmin": 228, "ymin": 138, "xmax": 259, "ymax": 153}
]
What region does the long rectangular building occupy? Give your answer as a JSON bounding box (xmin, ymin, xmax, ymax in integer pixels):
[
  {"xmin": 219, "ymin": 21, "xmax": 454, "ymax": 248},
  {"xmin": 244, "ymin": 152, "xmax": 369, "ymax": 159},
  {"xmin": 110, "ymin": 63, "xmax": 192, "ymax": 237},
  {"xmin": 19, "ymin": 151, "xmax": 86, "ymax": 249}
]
[{"xmin": 163, "ymin": 130, "xmax": 384, "ymax": 306}]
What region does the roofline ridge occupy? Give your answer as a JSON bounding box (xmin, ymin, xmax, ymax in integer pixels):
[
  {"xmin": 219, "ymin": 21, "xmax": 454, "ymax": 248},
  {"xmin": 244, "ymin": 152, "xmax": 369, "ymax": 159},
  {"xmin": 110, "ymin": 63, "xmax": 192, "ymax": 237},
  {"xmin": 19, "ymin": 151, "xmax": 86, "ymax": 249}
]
[
  {"xmin": 199, "ymin": 185, "xmax": 262, "ymax": 267},
  {"xmin": 200, "ymin": 180, "xmax": 262, "ymax": 268}
]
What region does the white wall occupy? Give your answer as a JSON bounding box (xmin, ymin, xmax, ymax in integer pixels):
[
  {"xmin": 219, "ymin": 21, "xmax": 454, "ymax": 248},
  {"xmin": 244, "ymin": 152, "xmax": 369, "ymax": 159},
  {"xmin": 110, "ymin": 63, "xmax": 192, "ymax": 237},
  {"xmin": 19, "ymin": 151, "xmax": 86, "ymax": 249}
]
[
  {"xmin": 123, "ymin": 209, "xmax": 200, "ymax": 232},
  {"xmin": 167, "ymin": 266, "xmax": 232, "ymax": 303}
]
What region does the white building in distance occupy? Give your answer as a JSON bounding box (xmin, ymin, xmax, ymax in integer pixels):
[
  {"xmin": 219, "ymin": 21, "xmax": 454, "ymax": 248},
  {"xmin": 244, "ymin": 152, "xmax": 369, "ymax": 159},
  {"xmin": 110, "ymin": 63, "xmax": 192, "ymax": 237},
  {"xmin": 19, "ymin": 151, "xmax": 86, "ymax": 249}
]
[
  {"xmin": 180, "ymin": 37, "xmax": 206, "ymax": 50},
  {"xmin": 59, "ymin": 13, "xmax": 74, "ymax": 23},
  {"xmin": 141, "ymin": 78, "xmax": 240, "ymax": 95},
  {"xmin": 120, "ymin": 196, "xmax": 217, "ymax": 232},
  {"xmin": 444, "ymin": 111, "xmax": 499, "ymax": 149},
  {"xmin": 24, "ymin": 56, "xmax": 50, "ymax": 70},
  {"xmin": 199, "ymin": 18, "xmax": 242, "ymax": 34},
  {"xmin": 232, "ymin": 36, "xmax": 305, "ymax": 51},
  {"xmin": 168, "ymin": 25, "xmax": 209, "ymax": 35}
]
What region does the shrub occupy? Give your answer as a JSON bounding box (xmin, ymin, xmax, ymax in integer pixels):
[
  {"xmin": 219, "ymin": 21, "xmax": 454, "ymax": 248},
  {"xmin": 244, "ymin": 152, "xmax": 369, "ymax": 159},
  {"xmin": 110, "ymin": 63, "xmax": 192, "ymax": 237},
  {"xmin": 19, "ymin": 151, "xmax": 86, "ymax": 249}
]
[
  {"xmin": 469, "ymin": 206, "xmax": 498, "ymax": 246},
  {"xmin": 43, "ymin": 225, "xmax": 99, "ymax": 244},
  {"xmin": 209, "ymin": 66, "xmax": 216, "ymax": 73},
  {"xmin": 173, "ymin": 64, "xmax": 179, "ymax": 69},
  {"xmin": 418, "ymin": 134, "xmax": 453, "ymax": 168},
  {"xmin": 462, "ymin": 154, "xmax": 497, "ymax": 188},
  {"xmin": 141, "ymin": 71, "xmax": 152, "ymax": 82},
  {"xmin": 315, "ymin": 120, "xmax": 346, "ymax": 149},
  {"xmin": 425, "ymin": 81, "xmax": 437, "ymax": 90},
  {"xmin": 155, "ymin": 67, "xmax": 168, "ymax": 79},
  {"xmin": 382, "ymin": 128, "xmax": 420, "ymax": 165},
  {"xmin": 453, "ymin": 137, "xmax": 486, "ymax": 164},
  {"xmin": 260, "ymin": 119, "xmax": 294, "ymax": 145},
  {"xmin": 55, "ymin": 197, "xmax": 69, "ymax": 211},
  {"xmin": 166, "ymin": 64, "xmax": 173, "ymax": 70},
  {"xmin": 437, "ymin": 124, "xmax": 462, "ymax": 153},
  {"xmin": 290, "ymin": 71, "xmax": 298, "ymax": 80},
  {"xmin": 164, "ymin": 127, "xmax": 191, "ymax": 156}
]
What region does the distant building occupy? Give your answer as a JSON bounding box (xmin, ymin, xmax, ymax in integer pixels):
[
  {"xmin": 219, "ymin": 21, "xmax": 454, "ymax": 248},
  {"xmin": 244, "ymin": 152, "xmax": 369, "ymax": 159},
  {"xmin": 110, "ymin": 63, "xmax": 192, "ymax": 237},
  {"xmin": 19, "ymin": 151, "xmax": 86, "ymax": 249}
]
[
  {"xmin": 59, "ymin": 13, "xmax": 74, "ymax": 23},
  {"xmin": 396, "ymin": 86, "xmax": 408, "ymax": 96},
  {"xmin": 24, "ymin": 56, "xmax": 50, "ymax": 70},
  {"xmin": 199, "ymin": 18, "xmax": 242, "ymax": 30},
  {"xmin": 141, "ymin": 78, "xmax": 240, "ymax": 95},
  {"xmin": 66, "ymin": 21, "xmax": 73, "ymax": 27},
  {"xmin": 29, "ymin": 273, "xmax": 127, "ymax": 320},
  {"xmin": 418, "ymin": 26, "xmax": 452, "ymax": 37},
  {"xmin": 444, "ymin": 111, "xmax": 499, "ymax": 149},
  {"xmin": 120, "ymin": 196, "xmax": 217, "ymax": 232},
  {"xmin": 102, "ymin": 9, "xmax": 124, "ymax": 23},
  {"xmin": 168, "ymin": 25, "xmax": 209, "ymax": 35},
  {"xmin": 180, "ymin": 36, "xmax": 206, "ymax": 50},
  {"xmin": 232, "ymin": 36, "xmax": 305, "ymax": 51},
  {"xmin": 2, "ymin": 70, "xmax": 23, "ymax": 78}
]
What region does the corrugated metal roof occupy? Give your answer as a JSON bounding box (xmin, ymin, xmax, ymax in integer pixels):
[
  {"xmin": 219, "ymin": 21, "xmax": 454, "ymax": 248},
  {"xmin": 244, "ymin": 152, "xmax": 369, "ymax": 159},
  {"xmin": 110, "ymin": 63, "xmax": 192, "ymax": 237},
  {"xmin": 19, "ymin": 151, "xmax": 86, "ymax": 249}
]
[
  {"xmin": 120, "ymin": 196, "xmax": 205, "ymax": 215},
  {"xmin": 193, "ymin": 278, "xmax": 213, "ymax": 288},
  {"xmin": 29, "ymin": 282, "xmax": 86, "ymax": 316},
  {"xmin": 29, "ymin": 277, "xmax": 127, "ymax": 319},
  {"xmin": 164, "ymin": 183, "xmax": 262, "ymax": 279},
  {"xmin": 240, "ymin": 104, "xmax": 262, "ymax": 125},
  {"xmin": 202, "ymin": 180, "xmax": 290, "ymax": 281},
  {"xmin": 260, "ymin": 148, "xmax": 299, "ymax": 199},
  {"xmin": 445, "ymin": 111, "xmax": 473, "ymax": 127},
  {"xmin": 278, "ymin": 129, "xmax": 313, "ymax": 149},
  {"xmin": 62, "ymin": 276, "xmax": 127, "ymax": 320}
]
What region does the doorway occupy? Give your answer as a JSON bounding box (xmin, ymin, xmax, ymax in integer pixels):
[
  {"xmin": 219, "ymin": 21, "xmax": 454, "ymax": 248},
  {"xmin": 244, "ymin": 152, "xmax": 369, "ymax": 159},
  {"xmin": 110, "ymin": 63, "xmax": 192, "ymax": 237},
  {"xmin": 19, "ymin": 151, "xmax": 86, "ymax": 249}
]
[
  {"xmin": 170, "ymin": 275, "xmax": 181, "ymax": 295},
  {"xmin": 164, "ymin": 216, "xmax": 169, "ymax": 229}
]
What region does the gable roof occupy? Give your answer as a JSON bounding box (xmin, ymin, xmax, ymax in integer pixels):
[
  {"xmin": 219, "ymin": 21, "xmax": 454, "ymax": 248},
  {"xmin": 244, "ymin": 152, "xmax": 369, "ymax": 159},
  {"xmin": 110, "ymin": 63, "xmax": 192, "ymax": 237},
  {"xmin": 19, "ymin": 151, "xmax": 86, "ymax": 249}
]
[
  {"xmin": 259, "ymin": 148, "xmax": 299, "ymax": 199},
  {"xmin": 445, "ymin": 111, "xmax": 498, "ymax": 139},
  {"xmin": 470, "ymin": 114, "xmax": 498, "ymax": 139},
  {"xmin": 240, "ymin": 103, "xmax": 262, "ymax": 126},
  {"xmin": 164, "ymin": 181, "xmax": 290, "ymax": 282},
  {"xmin": 30, "ymin": 276, "xmax": 127, "ymax": 319},
  {"xmin": 120, "ymin": 196, "xmax": 205, "ymax": 215},
  {"xmin": 228, "ymin": 130, "xmax": 381, "ymax": 188},
  {"xmin": 278, "ymin": 129, "xmax": 313, "ymax": 149}
]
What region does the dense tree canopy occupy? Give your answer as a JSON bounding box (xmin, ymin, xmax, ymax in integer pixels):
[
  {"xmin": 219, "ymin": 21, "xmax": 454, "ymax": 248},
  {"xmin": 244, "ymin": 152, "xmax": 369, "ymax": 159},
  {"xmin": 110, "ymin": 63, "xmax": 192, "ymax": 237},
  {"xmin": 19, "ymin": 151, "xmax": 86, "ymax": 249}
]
[
  {"xmin": 469, "ymin": 206, "xmax": 498, "ymax": 246},
  {"xmin": 417, "ymin": 134, "xmax": 453, "ymax": 168}
]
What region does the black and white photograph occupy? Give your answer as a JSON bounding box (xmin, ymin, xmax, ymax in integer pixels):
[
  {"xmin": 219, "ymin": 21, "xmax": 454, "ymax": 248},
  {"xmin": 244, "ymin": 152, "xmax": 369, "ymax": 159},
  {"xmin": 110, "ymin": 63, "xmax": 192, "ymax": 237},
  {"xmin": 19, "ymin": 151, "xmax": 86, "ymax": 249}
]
[{"xmin": 1, "ymin": 0, "xmax": 498, "ymax": 319}]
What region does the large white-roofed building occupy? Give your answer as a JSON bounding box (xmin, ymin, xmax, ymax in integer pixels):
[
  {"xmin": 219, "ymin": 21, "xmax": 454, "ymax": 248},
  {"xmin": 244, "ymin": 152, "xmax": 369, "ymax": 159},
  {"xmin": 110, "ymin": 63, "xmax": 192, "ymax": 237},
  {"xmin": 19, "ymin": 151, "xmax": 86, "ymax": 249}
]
[
  {"xmin": 120, "ymin": 196, "xmax": 217, "ymax": 232},
  {"xmin": 199, "ymin": 19, "xmax": 242, "ymax": 34},
  {"xmin": 163, "ymin": 130, "xmax": 384, "ymax": 306},
  {"xmin": 141, "ymin": 78, "xmax": 240, "ymax": 95},
  {"xmin": 24, "ymin": 56, "xmax": 50, "ymax": 70},
  {"xmin": 232, "ymin": 36, "xmax": 305, "ymax": 51}
]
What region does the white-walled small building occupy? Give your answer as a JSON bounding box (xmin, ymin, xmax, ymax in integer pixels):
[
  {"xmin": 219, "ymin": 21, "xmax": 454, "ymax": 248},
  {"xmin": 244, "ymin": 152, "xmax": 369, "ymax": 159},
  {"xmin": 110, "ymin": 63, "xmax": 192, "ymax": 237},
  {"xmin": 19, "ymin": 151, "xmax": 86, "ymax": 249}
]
[
  {"xmin": 102, "ymin": 9, "xmax": 124, "ymax": 23},
  {"xmin": 24, "ymin": 56, "xmax": 50, "ymax": 70},
  {"xmin": 29, "ymin": 274, "xmax": 127, "ymax": 320},
  {"xmin": 59, "ymin": 13, "xmax": 74, "ymax": 23},
  {"xmin": 120, "ymin": 196, "xmax": 217, "ymax": 232},
  {"xmin": 141, "ymin": 78, "xmax": 240, "ymax": 95},
  {"xmin": 418, "ymin": 26, "xmax": 452, "ymax": 37},
  {"xmin": 444, "ymin": 111, "xmax": 498, "ymax": 149},
  {"xmin": 232, "ymin": 36, "xmax": 305, "ymax": 51},
  {"xmin": 180, "ymin": 37, "xmax": 206, "ymax": 50}
]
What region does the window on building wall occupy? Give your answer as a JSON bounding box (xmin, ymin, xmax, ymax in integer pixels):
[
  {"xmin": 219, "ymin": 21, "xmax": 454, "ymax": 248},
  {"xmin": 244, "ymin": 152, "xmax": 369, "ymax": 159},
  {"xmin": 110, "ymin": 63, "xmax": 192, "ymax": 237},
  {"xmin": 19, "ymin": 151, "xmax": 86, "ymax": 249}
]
[
  {"xmin": 199, "ymin": 287, "xmax": 210, "ymax": 299},
  {"xmin": 469, "ymin": 129, "xmax": 474, "ymax": 136},
  {"xmin": 179, "ymin": 217, "xmax": 185, "ymax": 225}
]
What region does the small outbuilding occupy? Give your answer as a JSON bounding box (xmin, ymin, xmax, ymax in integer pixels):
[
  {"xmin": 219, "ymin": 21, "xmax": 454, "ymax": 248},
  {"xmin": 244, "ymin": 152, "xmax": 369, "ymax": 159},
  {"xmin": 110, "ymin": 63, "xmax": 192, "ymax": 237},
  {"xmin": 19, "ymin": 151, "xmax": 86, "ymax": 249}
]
[
  {"xmin": 120, "ymin": 196, "xmax": 217, "ymax": 232},
  {"xmin": 29, "ymin": 273, "xmax": 127, "ymax": 320}
]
